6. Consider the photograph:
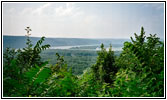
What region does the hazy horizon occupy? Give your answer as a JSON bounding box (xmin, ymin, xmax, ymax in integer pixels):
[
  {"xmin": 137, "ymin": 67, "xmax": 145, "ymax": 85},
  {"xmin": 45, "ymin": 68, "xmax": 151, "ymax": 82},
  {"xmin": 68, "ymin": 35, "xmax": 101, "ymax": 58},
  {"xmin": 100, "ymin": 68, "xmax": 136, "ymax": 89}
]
[
  {"xmin": 3, "ymin": 2, "xmax": 164, "ymax": 39},
  {"xmin": 3, "ymin": 34, "xmax": 131, "ymax": 39}
]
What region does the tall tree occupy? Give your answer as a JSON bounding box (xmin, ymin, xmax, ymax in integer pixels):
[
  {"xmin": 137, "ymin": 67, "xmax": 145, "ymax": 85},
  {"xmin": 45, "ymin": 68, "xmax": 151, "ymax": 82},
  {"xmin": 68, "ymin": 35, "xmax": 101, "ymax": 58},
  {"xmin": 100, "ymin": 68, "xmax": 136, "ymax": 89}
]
[{"xmin": 92, "ymin": 44, "xmax": 117, "ymax": 83}]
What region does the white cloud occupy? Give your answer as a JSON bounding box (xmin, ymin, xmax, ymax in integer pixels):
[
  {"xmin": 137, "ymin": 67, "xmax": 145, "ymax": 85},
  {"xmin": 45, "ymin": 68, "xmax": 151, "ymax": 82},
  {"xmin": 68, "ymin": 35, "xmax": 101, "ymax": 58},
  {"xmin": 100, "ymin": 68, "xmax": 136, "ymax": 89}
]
[
  {"xmin": 20, "ymin": 8, "xmax": 34, "ymax": 15},
  {"xmin": 32, "ymin": 3, "xmax": 51, "ymax": 15},
  {"xmin": 18, "ymin": 3, "xmax": 83, "ymax": 18},
  {"xmin": 55, "ymin": 3, "xmax": 83, "ymax": 17},
  {"xmin": 3, "ymin": 3, "xmax": 164, "ymax": 39}
]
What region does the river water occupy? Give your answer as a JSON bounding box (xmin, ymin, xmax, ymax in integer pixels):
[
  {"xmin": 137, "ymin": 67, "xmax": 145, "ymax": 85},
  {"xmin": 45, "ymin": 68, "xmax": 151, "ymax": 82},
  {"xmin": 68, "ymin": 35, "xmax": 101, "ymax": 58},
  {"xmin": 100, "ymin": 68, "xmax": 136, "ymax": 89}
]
[{"xmin": 50, "ymin": 44, "xmax": 123, "ymax": 51}]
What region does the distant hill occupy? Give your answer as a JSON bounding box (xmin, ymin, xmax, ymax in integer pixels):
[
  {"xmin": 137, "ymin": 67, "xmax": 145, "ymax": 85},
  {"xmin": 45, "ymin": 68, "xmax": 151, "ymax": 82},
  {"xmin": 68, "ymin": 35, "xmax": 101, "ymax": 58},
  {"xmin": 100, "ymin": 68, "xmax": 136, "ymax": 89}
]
[{"xmin": 3, "ymin": 35, "xmax": 130, "ymax": 49}]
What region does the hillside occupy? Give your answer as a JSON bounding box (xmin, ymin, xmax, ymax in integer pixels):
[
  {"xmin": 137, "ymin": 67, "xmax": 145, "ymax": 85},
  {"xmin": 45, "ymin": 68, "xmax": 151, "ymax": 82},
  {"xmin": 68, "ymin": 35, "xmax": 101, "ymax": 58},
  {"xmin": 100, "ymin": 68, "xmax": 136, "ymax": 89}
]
[{"xmin": 3, "ymin": 35, "xmax": 130, "ymax": 49}]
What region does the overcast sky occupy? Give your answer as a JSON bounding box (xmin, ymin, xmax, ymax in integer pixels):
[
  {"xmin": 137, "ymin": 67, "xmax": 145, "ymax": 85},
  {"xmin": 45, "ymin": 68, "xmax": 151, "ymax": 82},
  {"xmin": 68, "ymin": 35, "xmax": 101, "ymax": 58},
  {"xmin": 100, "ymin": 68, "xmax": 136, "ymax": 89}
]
[{"xmin": 3, "ymin": 2, "xmax": 164, "ymax": 39}]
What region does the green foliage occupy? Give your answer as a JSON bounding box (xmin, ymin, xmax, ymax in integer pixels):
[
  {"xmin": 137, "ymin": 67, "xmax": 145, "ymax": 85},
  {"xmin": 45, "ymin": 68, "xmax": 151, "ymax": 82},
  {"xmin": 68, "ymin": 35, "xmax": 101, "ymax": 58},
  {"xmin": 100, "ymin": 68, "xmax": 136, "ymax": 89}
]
[
  {"xmin": 17, "ymin": 36, "xmax": 50, "ymax": 72},
  {"xmin": 41, "ymin": 54, "xmax": 78, "ymax": 97},
  {"xmin": 3, "ymin": 35, "xmax": 51, "ymax": 97},
  {"xmin": 45, "ymin": 71, "xmax": 78, "ymax": 97},
  {"xmin": 109, "ymin": 69, "xmax": 149, "ymax": 97},
  {"xmin": 115, "ymin": 27, "xmax": 164, "ymax": 97},
  {"xmin": 41, "ymin": 49, "xmax": 98, "ymax": 75},
  {"xmin": 77, "ymin": 68, "xmax": 101, "ymax": 97},
  {"xmin": 3, "ymin": 48, "xmax": 17, "ymax": 66},
  {"xmin": 92, "ymin": 43, "xmax": 118, "ymax": 83},
  {"xmin": 25, "ymin": 62, "xmax": 50, "ymax": 85},
  {"xmin": 3, "ymin": 59, "xmax": 23, "ymax": 96},
  {"xmin": 3, "ymin": 27, "xmax": 164, "ymax": 97},
  {"xmin": 24, "ymin": 62, "xmax": 51, "ymax": 96}
]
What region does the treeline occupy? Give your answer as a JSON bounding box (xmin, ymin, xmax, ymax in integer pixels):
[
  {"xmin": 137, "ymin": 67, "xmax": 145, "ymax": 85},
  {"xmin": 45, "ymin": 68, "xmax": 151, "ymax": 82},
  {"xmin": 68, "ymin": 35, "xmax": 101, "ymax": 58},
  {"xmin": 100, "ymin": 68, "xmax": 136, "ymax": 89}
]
[
  {"xmin": 40, "ymin": 49, "xmax": 121, "ymax": 75},
  {"xmin": 41, "ymin": 49, "xmax": 97, "ymax": 75},
  {"xmin": 3, "ymin": 35, "xmax": 129, "ymax": 49},
  {"xmin": 3, "ymin": 27, "xmax": 164, "ymax": 97}
]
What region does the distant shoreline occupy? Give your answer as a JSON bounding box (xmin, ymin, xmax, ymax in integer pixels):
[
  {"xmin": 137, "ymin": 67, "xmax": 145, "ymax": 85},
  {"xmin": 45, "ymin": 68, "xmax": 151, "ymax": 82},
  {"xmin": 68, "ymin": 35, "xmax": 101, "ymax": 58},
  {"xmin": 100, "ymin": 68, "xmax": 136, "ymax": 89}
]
[{"xmin": 2, "ymin": 35, "xmax": 130, "ymax": 40}]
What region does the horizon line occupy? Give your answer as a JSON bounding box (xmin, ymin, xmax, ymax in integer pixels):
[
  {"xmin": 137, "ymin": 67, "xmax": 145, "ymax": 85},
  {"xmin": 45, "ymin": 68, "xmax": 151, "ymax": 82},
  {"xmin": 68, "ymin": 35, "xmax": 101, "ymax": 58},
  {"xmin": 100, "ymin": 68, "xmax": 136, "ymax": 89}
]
[{"xmin": 3, "ymin": 35, "xmax": 131, "ymax": 39}]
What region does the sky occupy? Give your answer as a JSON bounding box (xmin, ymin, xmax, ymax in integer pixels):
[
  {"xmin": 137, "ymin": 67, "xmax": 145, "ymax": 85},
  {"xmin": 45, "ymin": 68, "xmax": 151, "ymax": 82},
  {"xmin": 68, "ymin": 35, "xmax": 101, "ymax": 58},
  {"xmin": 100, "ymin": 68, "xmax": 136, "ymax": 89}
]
[{"xmin": 3, "ymin": 2, "xmax": 164, "ymax": 39}]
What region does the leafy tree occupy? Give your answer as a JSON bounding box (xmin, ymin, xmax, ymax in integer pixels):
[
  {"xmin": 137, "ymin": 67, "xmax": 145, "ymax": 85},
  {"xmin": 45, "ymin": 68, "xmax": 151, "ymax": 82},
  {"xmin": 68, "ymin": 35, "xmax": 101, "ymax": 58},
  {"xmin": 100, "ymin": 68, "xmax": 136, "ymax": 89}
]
[
  {"xmin": 77, "ymin": 68, "xmax": 101, "ymax": 97},
  {"xmin": 41, "ymin": 53, "xmax": 78, "ymax": 97},
  {"xmin": 114, "ymin": 27, "xmax": 164, "ymax": 97},
  {"xmin": 17, "ymin": 36, "xmax": 50, "ymax": 72},
  {"xmin": 25, "ymin": 62, "xmax": 51, "ymax": 96},
  {"xmin": 92, "ymin": 44, "xmax": 118, "ymax": 83},
  {"xmin": 3, "ymin": 28, "xmax": 50, "ymax": 96},
  {"xmin": 3, "ymin": 27, "xmax": 164, "ymax": 97}
]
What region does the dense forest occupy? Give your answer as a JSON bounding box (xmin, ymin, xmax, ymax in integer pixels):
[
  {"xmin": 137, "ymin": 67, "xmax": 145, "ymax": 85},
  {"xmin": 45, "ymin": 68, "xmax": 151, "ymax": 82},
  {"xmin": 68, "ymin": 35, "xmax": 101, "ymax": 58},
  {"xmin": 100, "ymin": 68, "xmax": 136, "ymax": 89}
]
[
  {"xmin": 3, "ymin": 27, "xmax": 164, "ymax": 97},
  {"xmin": 40, "ymin": 49, "xmax": 121, "ymax": 75}
]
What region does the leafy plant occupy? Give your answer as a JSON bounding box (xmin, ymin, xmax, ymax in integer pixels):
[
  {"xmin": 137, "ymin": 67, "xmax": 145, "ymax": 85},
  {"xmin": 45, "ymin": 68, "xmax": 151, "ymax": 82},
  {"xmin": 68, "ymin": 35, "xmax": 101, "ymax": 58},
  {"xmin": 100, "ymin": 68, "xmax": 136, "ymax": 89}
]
[
  {"xmin": 3, "ymin": 29, "xmax": 50, "ymax": 96},
  {"xmin": 92, "ymin": 44, "xmax": 118, "ymax": 84},
  {"xmin": 17, "ymin": 36, "xmax": 50, "ymax": 72},
  {"xmin": 3, "ymin": 27, "xmax": 164, "ymax": 97},
  {"xmin": 114, "ymin": 27, "xmax": 164, "ymax": 97}
]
